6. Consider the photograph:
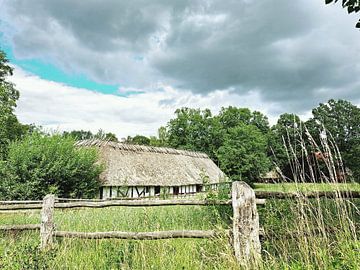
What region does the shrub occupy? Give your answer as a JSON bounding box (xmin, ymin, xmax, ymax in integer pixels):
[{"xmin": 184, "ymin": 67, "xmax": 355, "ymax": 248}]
[
  {"xmin": 0, "ymin": 238, "xmax": 56, "ymax": 270},
  {"xmin": 0, "ymin": 133, "xmax": 103, "ymax": 199}
]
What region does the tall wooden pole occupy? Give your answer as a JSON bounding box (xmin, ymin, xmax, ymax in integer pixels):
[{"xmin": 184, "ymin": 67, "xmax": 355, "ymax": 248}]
[
  {"xmin": 232, "ymin": 181, "xmax": 261, "ymax": 266},
  {"xmin": 40, "ymin": 194, "xmax": 55, "ymax": 249}
]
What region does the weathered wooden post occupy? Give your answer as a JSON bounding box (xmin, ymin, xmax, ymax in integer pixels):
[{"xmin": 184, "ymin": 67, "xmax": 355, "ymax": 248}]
[
  {"xmin": 232, "ymin": 181, "xmax": 261, "ymax": 266},
  {"xmin": 40, "ymin": 194, "xmax": 55, "ymax": 249}
]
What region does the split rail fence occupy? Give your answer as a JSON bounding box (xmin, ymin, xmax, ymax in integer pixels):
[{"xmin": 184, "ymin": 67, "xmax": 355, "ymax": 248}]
[{"xmin": 1, "ymin": 182, "xmax": 360, "ymax": 265}]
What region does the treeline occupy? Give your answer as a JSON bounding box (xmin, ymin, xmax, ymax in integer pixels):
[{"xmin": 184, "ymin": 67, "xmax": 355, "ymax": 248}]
[
  {"xmin": 66, "ymin": 100, "xmax": 360, "ymax": 185},
  {"xmin": 121, "ymin": 102, "xmax": 360, "ymax": 184},
  {"xmin": 1, "ymin": 49, "xmax": 360, "ymax": 200}
]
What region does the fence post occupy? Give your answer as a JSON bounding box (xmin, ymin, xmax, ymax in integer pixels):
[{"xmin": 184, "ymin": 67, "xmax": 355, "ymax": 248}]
[
  {"xmin": 40, "ymin": 194, "xmax": 55, "ymax": 249},
  {"xmin": 232, "ymin": 181, "xmax": 261, "ymax": 266}
]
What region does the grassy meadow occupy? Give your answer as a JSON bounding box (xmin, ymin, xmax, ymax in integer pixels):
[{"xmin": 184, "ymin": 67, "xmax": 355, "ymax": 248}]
[
  {"xmin": 0, "ymin": 183, "xmax": 359, "ymax": 270},
  {"xmin": 254, "ymin": 182, "xmax": 360, "ymax": 192}
]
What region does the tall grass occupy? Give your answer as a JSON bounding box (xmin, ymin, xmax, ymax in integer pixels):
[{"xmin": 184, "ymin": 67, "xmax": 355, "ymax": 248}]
[
  {"xmin": 260, "ymin": 126, "xmax": 360, "ymax": 269},
  {"xmin": 0, "ymin": 205, "xmax": 237, "ymax": 269},
  {"xmin": 0, "ymin": 127, "xmax": 359, "ymax": 269}
]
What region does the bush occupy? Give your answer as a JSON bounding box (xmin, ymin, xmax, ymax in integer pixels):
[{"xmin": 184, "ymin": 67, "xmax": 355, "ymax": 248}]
[
  {"xmin": 0, "ymin": 239, "xmax": 56, "ymax": 270},
  {"xmin": 0, "ymin": 133, "xmax": 103, "ymax": 199}
]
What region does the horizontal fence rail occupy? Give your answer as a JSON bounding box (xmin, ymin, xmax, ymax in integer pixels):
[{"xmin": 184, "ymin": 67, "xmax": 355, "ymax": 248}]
[
  {"xmin": 54, "ymin": 199, "xmax": 233, "ymax": 209},
  {"xmin": 3, "ymin": 182, "xmax": 358, "ymax": 266},
  {"xmin": 0, "ymin": 182, "xmax": 262, "ymax": 266},
  {"xmin": 54, "ymin": 230, "xmax": 221, "ymax": 240},
  {"xmin": 2, "ymin": 191, "xmax": 358, "ymax": 207},
  {"xmin": 0, "ymin": 224, "xmax": 41, "ymax": 231},
  {"xmin": 255, "ymin": 190, "xmax": 360, "ymax": 199},
  {"xmin": 0, "ymin": 198, "xmax": 266, "ymax": 211},
  {"xmin": 0, "ymin": 200, "xmax": 42, "ymax": 205}
]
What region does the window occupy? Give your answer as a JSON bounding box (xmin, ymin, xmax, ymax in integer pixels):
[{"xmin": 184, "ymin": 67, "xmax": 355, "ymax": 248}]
[
  {"xmin": 173, "ymin": 186, "xmax": 179, "ymax": 195},
  {"xmin": 117, "ymin": 187, "xmax": 128, "ymax": 197},
  {"xmin": 100, "ymin": 187, "xmax": 103, "ymax": 199},
  {"xmin": 155, "ymin": 186, "xmax": 161, "ymax": 195},
  {"xmin": 196, "ymin": 185, "xmax": 202, "ymax": 192}
]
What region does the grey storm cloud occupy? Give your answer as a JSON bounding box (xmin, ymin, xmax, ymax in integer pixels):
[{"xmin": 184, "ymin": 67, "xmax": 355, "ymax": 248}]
[{"xmin": 1, "ymin": 0, "xmax": 360, "ymax": 113}]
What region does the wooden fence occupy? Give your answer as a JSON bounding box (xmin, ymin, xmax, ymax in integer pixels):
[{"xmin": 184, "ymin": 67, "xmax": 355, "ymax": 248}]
[
  {"xmin": 1, "ymin": 183, "xmax": 359, "ymax": 266},
  {"xmin": 0, "ymin": 182, "xmax": 262, "ymax": 265}
]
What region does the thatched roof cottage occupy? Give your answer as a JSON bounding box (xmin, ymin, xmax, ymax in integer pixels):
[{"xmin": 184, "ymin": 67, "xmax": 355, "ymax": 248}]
[{"xmin": 76, "ymin": 140, "xmax": 226, "ymax": 199}]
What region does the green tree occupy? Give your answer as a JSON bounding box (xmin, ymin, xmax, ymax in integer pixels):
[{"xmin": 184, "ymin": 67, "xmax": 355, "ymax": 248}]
[
  {"xmin": 0, "ymin": 50, "xmax": 28, "ymax": 159},
  {"xmin": 166, "ymin": 108, "xmax": 215, "ymax": 156},
  {"xmin": 94, "ymin": 129, "xmax": 118, "ymax": 142},
  {"xmin": 218, "ymin": 106, "xmax": 270, "ymax": 134},
  {"xmin": 0, "ymin": 50, "xmax": 13, "ymax": 82},
  {"xmin": 163, "ymin": 106, "xmax": 271, "ymax": 178},
  {"xmin": 309, "ymin": 99, "xmax": 360, "ymax": 153},
  {"xmin": 325, "ymin": 0, "xmax": 360, "ymax": 28},
  {"xmin": 307, "ymin": 99, "xmax": 360, "ymax": 180},
  {"xmin": 64, "ymin": 129, "xmax": 118, "ymax": 142},
  {"xmin": 0, "ymin": 133, "xmax": 103, "ymax": 199},
  {"xmin": 269, "ymin": 113, "xmax": 304, "ymax": 171},
  {"xmin": 152, "ymin": 126, "xmax": 169, "ymax": 147},
  {"xmin": 148, "ymin": 128, "xmax": 169, "ymax": 147},
  {"xmin": 127, "ymin": 135, "xmax": 151, "ymax": 145},
  {"xmin": 216, "ymin": 124, "xmax": 270, "ymax": 184},
  {"xmin": 64, "ymin": 130, "xmax": 94, "ymax": 140}
]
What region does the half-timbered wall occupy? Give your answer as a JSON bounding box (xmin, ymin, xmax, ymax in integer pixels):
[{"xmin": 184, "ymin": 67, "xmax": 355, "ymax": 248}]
[{"xmin": 100, "ymin": 184, "xmax": 218, "ymax": 199}]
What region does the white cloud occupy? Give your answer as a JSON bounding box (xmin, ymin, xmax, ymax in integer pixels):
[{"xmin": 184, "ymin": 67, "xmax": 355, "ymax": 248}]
[
  {"xmin": 10, "ymin": 66, "xmax": 285, "ymax": 138},
  {"xmin": 1, "ymin": 0, "xmax": 360, "ymax": 114}
]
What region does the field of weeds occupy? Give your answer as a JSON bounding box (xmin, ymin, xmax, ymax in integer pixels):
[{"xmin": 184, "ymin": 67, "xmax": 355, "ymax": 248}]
[{"xmin": 0, "ymin": 183, "xmax": 359, "ymax": 269}]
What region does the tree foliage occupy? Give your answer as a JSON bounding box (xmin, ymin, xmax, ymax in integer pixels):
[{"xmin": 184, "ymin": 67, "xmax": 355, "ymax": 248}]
[
  {"xmin": 0, "ymin": 133, "xmax": 103, "ymax": 199},
  {"xmin": 64, "ymin": 129, "xmax": 118, "ymax": 142},
  {"xmin": 216, "ymin": 124, "xmax": 270, "ymax": 184},
  {"xmin": 309, "ymin": 99, "xmax": 360, "ymax": 152},
  {"xmin": 306, "ymin": 99, "xmax": 360, "ymax": 180},
  {"xmin": 218, "ymin": 106, "xmax": 270, "ymax": 134},
  {"xmin": 0, "ymin": 50, "xmax": 29, "ymax": 159},
  {"xmin": 166, "ymin": 108, "xmax": 215, "ymax": 155},
  {"xmin": 325, "ymin": 0, "xmax": 360, "ymax": 28},
  {"xmin": 125, "ymin": 135, "xmax": 151, "ymax": 145},
  {"xmin": 162, "ymin": 106, "xmax": 271, "ymax": 183},
  {"xmin": 269, "ymin": 113, "xmax": 304, "ymax": 172}
]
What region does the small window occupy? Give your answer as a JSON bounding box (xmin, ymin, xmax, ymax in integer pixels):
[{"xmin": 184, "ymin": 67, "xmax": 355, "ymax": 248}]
[
  {"xmin": 117, "ymin": 187, "xmax": 128, "ymax": 197},
  {"xmin": 155, "ymin": 186, "xmax": 161, "ymax": 195},
  {"xmin": 100, "ymin": 187, "xmax": 103, "ymax": 199}
]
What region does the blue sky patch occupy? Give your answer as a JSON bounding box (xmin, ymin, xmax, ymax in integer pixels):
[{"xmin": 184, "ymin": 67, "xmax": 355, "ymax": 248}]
[{"xmin": 0, "ymin": 36, "xmax": 122, "ymax": 95}]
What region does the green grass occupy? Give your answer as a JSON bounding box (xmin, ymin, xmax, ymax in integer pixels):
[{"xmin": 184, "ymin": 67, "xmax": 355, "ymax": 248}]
[
  {"xmin": 0, "ymin": 205, "xmax": 237, "ymax": 269},
  {"xmin": 254, "ymin": 182, "xmax": 360, "ymax": 192},
  {"xmin": 0, "ymin": 183, "xmax": 359, "ymax": 269}
]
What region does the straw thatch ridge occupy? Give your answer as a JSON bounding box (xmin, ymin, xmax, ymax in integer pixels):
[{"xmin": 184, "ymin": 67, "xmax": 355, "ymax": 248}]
[
  {"xmin": 75, "ymin": 139, "xmax": 209, "ymax": 158},
  {"xmin": 76, "ymin": 139, "xmax": 225, "ymax": 187}
]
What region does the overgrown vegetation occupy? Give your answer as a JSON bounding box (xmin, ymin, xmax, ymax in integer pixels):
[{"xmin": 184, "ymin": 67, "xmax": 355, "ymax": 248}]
[
  {"xmin": 258, "ymin": 125, "xmax": 360, "ymax": 269},
  {"xmin": 0, "ymin": 185, "xmax": 358, "ymax": 269},
  {"xmin": 0, "ymin": 133, "xmax": 103, "ymax": 199}
]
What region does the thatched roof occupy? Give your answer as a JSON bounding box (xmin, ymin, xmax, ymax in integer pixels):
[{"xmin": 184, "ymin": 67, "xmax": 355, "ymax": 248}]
[{"xmin": 76, "ymin": 140, "xmax": 226, "ymax": 186}]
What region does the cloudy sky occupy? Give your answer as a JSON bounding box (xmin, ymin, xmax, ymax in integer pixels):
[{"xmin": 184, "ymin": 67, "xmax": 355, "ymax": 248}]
[{"xmin": 0, "ymin": 0, "xmax": 359, "ymax": 138}]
